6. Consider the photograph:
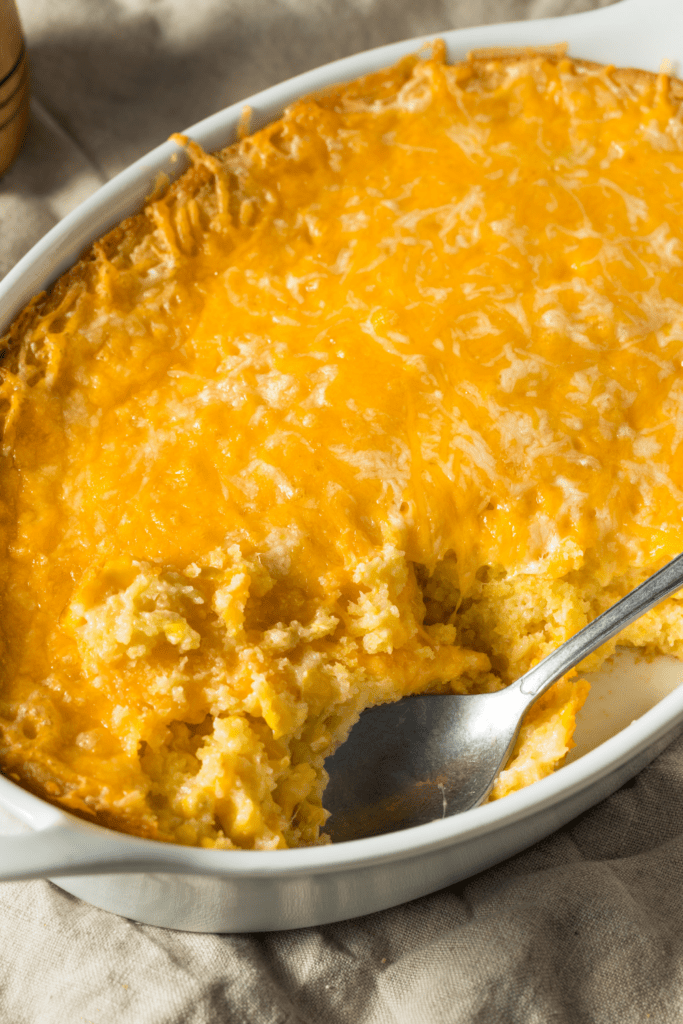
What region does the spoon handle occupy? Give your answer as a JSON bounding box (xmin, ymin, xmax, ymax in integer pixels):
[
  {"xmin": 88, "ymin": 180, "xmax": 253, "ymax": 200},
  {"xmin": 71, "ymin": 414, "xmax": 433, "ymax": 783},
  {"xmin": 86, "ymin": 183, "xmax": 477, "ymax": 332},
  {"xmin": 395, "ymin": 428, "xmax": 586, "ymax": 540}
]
[{"xmin": 515, "ymin": 553, "xmax": 683, "ymax": 701}]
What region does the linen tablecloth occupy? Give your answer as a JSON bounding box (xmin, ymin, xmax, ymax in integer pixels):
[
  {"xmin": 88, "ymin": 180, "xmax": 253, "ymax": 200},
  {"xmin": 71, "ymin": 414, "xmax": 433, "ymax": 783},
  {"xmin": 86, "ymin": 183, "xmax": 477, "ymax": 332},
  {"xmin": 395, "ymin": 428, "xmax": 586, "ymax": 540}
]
[{"xmin": 3, "ymin": 1, "xmax": 683, "ymax": 1021}]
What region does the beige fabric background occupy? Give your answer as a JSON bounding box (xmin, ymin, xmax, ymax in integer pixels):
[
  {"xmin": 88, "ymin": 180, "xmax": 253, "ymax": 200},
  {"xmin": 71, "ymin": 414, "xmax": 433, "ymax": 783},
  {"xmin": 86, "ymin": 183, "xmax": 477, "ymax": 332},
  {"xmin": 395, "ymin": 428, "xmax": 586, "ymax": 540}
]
[{"xmin": 3, "ymin": 0, "xmax": 683, "ymax": 1021}]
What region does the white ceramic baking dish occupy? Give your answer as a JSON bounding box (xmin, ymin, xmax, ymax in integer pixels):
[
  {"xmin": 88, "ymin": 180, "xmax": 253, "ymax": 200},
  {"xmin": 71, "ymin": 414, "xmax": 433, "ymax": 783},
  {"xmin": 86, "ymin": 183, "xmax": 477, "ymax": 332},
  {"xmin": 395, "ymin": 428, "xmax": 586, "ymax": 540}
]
[{"xmin": 0, "ymin": 0, "xmax": 682, "ymax": 933}]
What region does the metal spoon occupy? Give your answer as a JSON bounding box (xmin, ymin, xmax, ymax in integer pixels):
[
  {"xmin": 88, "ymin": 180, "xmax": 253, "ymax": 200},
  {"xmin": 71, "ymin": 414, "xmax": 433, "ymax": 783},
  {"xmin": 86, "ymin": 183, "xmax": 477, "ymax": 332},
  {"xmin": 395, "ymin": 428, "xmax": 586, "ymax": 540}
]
[{"xmin": 323, "ymin": 553, "xmax": 683, "ymax": 842}]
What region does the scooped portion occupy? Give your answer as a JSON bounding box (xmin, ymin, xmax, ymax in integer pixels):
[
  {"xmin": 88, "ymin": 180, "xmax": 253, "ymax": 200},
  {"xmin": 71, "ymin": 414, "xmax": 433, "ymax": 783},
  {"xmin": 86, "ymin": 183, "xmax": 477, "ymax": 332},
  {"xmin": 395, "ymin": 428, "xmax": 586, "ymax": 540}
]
[{"xmin": 0, "ymin": 47, "xmax": 682, "ymax": 848}]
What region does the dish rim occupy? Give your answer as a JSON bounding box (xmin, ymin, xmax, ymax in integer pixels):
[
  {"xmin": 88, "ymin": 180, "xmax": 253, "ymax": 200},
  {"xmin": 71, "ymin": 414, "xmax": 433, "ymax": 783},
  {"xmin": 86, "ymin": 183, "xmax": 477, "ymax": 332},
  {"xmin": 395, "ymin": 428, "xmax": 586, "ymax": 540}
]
[{"xmin": 0, "ymin": 0, "xmax": 682, "ymax": 878}]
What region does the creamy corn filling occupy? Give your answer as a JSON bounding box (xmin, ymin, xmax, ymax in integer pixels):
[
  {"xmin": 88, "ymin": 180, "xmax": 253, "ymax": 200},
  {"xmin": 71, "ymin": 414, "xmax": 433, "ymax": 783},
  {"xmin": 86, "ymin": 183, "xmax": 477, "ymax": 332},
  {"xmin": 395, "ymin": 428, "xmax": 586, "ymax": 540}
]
[{"xmin": 1, "ymin": 48, "xmax": 683, "ymax": 848}]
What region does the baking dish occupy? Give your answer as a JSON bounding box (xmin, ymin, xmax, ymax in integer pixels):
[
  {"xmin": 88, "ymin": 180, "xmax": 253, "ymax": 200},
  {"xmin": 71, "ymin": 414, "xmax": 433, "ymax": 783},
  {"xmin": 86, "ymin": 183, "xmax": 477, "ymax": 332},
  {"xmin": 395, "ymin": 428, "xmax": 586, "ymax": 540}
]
[{"xmin": 0, "ymin": 0, "xmax": 682, "ymax": 933}]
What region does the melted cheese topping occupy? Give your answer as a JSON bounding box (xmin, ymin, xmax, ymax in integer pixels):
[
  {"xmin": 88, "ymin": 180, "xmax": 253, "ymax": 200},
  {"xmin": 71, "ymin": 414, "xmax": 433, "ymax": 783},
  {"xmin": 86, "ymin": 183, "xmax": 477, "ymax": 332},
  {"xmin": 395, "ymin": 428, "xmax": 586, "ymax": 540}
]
[{"xmin": 1, "ymin": 49, "xmax": 683, "ymax": 848}]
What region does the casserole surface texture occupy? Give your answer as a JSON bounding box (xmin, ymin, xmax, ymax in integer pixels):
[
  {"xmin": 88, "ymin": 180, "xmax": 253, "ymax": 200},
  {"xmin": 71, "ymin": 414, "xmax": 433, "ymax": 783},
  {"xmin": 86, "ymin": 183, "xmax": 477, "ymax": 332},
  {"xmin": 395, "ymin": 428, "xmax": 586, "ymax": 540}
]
[{"xmin": 1, "ymin": 46, "xmax": 682, "ymax": 850}]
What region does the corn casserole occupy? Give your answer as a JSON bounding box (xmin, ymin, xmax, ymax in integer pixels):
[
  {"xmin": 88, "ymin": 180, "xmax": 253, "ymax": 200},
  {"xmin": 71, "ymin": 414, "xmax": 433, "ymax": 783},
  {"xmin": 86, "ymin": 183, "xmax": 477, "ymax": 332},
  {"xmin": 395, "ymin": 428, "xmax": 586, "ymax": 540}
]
[{"xmin": 0, "ymin": 45, "xmax": 682, "ymax": 849}]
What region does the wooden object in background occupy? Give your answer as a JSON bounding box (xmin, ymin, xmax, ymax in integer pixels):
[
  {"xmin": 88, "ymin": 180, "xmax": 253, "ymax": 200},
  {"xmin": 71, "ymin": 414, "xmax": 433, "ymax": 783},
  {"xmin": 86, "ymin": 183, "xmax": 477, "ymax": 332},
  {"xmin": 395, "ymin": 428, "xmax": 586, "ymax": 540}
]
[{"xmin": 0, "ymin": 0, "xmax": 28, "ymax": 176}]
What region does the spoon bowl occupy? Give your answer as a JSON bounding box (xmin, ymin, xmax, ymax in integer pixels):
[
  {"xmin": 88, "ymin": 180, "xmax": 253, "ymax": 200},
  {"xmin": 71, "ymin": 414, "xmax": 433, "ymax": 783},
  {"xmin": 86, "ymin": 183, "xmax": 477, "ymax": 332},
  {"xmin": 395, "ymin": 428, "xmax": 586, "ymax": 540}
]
[
  {"xmin": 324, "ymin": 553, "xmax": 683, "ymax": 842},
  {"xmin": 324, "ymin": 685, "xmax": 526, "ymax": 842}
]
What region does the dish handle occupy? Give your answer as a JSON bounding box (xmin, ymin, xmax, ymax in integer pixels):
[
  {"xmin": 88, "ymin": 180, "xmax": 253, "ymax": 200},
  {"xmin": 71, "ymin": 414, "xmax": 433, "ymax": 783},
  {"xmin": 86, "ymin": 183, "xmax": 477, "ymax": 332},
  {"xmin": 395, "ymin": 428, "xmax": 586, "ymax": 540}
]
[{"xmin": 0, "ymin": 816, "xmax": 202, "ymax": 879}]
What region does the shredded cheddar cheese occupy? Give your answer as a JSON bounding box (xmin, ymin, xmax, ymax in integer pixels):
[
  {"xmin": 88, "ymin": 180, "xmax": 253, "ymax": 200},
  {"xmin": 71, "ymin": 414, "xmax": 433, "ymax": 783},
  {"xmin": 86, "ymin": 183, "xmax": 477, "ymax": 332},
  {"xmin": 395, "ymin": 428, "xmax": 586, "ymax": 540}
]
[{"xmin": 1, "ymin": 48, "xmax": 683, "ymax": 848}]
